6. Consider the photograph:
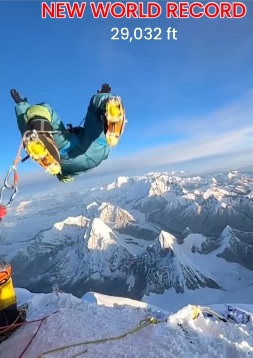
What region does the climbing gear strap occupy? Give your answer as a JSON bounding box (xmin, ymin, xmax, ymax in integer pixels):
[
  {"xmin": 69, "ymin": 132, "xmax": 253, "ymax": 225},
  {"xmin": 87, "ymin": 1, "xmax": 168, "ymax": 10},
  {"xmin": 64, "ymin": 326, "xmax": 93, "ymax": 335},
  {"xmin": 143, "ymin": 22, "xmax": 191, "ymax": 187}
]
[{"xmin": 28, "ymin": 119, "xmax": 53, "ymax": 133}]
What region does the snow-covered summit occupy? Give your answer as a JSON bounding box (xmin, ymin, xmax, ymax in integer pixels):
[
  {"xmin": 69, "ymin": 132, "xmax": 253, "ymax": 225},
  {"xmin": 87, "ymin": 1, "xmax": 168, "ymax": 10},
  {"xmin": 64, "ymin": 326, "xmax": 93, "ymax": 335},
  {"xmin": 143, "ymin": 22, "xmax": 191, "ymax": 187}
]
[{"xmin": 1, "ymin": 288, "xmax": 253, "ymax": 358}]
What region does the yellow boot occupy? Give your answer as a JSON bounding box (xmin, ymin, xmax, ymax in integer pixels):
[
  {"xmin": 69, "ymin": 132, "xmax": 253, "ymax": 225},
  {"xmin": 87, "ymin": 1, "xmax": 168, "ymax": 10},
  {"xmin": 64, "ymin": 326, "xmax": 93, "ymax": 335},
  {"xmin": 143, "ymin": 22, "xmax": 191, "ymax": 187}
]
[
  {"xmin": 104, "ymin": 96, "xmax": 127, "ymax": 147},
  {"xmin": 23, "ymin": 105, "xmax": 61, "ymax": 176},
  {"xmin": 23, "ymin": 131, "xmax": 61, "ymax": 175}
]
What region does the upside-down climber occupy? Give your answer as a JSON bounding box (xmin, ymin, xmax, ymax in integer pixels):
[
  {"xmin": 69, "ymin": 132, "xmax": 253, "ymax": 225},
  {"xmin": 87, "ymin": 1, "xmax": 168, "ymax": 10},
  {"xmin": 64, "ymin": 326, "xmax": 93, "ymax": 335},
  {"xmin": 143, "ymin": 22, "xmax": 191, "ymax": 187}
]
[
  {"xmin": 0, "ymin": 84, "xmax": 126, "ymax": 221},
  {"xmin": 10, "ymin": 83, "xmax": 126, "ymax": 183}
]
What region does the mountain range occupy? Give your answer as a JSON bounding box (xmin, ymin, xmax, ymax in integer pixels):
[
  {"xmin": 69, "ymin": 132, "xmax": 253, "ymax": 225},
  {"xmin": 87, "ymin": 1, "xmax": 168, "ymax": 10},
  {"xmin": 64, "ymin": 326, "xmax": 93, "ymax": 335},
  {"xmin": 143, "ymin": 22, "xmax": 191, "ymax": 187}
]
[{"xmin": 1, "ymin": 169, "xmax": 253, "ymax": 311}]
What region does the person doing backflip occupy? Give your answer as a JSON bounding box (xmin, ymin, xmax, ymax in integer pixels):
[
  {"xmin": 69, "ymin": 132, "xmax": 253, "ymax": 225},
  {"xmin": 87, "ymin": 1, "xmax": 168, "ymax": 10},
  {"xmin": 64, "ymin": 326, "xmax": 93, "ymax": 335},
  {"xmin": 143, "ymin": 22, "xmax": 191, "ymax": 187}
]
[{"xmin": 10, "ymin": 83, "xmax": 126, "ymax": 183}]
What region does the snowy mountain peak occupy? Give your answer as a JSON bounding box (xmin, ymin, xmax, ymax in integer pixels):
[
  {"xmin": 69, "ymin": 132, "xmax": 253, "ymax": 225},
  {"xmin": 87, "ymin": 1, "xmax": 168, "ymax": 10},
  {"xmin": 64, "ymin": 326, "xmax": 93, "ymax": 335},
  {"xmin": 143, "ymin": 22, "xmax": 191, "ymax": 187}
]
[
  {"xmin": 107, "ymin": 176, "xmax": 129, "ymax": 190},
  {"xmin": 86, "ymin": 218, "xmax": 117, "ymax": 250},
  {"xmin": 158, "ymin": 231, "xmax": 175, "ymax": 250},
  {"xmin": 217, "ymin": 225, "xmax": 253, "ymax": 270},
  {"xmin": 54, "ymin": 215, "xmax": 87, "ymax": 231},
  {"xmin": 98, "ymin": 203, "xmax": 136, "ymax": 225}
]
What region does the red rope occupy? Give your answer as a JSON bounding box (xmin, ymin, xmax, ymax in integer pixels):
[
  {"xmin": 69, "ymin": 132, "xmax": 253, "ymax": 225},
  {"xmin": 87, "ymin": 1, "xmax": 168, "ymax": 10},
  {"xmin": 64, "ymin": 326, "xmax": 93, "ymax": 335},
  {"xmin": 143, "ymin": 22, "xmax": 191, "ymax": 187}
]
[
  {"xmin": 18, "ymin": 316, "xmax": 48, "ymax": 358},
  {"xmin": 0, "ymin": 316, "xmax": 48, "ymax": 331},
  {"xmin": 0, "ymin": 306, "xmax": 59, "ymax": 356}
]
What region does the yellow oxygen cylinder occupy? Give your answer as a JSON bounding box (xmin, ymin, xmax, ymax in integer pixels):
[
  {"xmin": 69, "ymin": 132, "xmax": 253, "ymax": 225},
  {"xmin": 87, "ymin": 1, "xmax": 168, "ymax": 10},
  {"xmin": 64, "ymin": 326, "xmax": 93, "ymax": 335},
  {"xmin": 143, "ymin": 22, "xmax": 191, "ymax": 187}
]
[{"xmin": 0, "ymin": 262, "xmax": 16, "ymax": 310}]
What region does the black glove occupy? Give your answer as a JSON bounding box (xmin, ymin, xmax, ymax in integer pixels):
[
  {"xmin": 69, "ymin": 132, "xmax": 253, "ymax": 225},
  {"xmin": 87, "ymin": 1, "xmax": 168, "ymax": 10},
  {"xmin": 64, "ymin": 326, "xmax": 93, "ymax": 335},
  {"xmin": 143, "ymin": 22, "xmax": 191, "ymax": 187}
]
[
  {"xmin": 97, "ymin": 83, "xmax": 111, "ymax": 94},
  {"xmin": 10, "ymin": 89, "xmax": 28, "ymax": 104},
  {"xmin": 67, "ymin": 123, "xmax": 83, "ymax": 135}
]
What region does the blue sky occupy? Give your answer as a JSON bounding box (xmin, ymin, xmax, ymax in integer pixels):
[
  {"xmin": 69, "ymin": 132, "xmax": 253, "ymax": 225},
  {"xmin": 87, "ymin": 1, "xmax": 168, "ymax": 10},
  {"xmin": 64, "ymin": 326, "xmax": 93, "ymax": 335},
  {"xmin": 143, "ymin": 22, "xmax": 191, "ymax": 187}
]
[{"xmin": 0, "ymin": 1, "xmax": 253, "ymax": 189}]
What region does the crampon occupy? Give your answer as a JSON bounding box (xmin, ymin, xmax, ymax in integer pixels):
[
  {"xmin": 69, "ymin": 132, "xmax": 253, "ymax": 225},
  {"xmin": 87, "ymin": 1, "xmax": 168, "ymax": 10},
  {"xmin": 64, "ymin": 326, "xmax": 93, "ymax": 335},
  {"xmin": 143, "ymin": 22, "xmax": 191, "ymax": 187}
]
[
  {"xmin": 104, "ymin": 96, "xmax": 126, "ymax": 147},
  {"xmin": 22, "ymin": 130, "xmax": 61, "ymax": 175}
]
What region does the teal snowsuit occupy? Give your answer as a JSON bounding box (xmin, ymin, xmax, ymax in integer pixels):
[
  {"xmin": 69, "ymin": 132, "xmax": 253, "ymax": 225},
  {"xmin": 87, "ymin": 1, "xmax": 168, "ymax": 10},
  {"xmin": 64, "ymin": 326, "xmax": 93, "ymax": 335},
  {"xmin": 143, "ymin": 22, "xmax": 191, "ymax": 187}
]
[{"xmin": 14, "ymin": 93, "xmax": 111, "ymax": 177}]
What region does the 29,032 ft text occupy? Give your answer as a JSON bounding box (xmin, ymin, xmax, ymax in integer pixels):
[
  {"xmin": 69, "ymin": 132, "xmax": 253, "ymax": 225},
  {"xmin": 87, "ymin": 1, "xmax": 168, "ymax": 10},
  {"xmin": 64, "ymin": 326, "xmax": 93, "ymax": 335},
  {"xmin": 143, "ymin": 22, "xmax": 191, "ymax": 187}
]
[{"xmin": 111, "ymin": 27, "xmax": 178, "ymax": 41}]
